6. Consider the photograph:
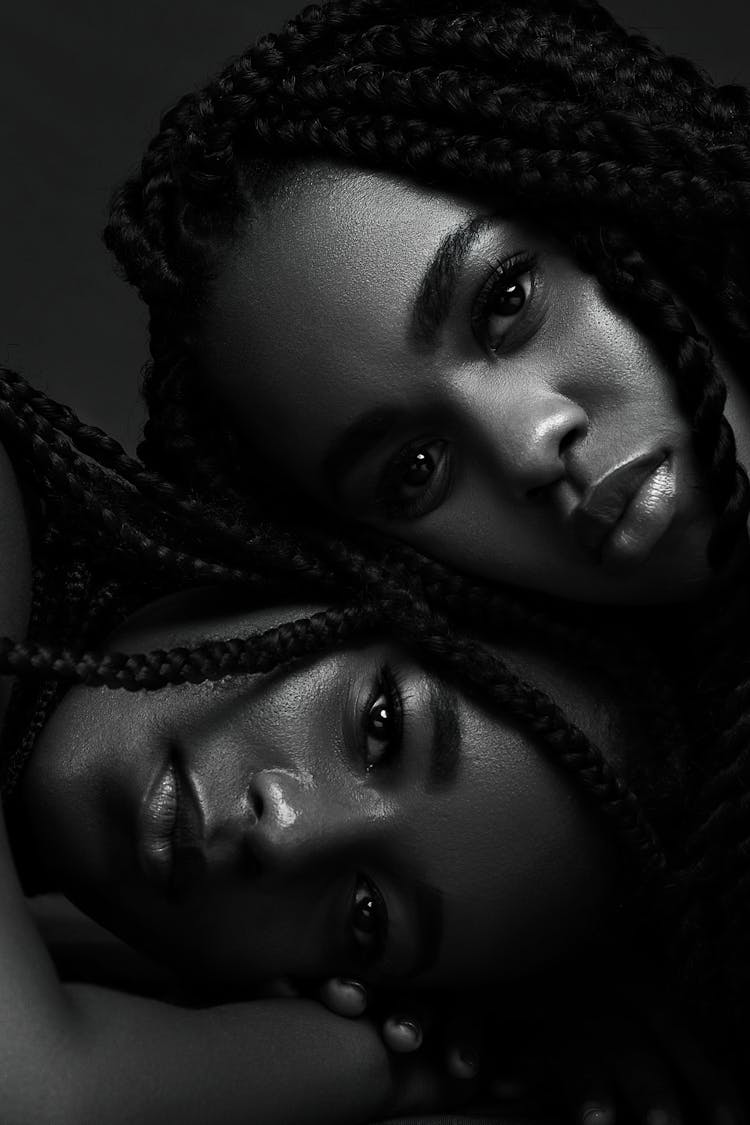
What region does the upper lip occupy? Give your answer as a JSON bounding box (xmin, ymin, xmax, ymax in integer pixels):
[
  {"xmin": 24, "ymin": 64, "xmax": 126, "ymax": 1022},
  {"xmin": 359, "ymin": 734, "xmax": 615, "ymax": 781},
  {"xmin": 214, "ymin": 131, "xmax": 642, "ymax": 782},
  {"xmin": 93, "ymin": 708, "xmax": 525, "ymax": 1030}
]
[
  {"xmin": 571, "ymin": 449, "xmax": 668, "ymax": 557},
  {"xmin": 140, "ymin": 752, "xmax": 206, "ymax": 898}
]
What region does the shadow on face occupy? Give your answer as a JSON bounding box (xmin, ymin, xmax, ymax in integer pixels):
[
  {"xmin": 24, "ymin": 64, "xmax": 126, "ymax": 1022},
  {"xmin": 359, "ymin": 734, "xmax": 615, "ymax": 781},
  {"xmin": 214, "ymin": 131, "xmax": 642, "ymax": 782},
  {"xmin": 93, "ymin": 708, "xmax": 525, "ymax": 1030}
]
[{"xmin": 23, "ymin": 588, "xmax": 630, "ymax": 993}]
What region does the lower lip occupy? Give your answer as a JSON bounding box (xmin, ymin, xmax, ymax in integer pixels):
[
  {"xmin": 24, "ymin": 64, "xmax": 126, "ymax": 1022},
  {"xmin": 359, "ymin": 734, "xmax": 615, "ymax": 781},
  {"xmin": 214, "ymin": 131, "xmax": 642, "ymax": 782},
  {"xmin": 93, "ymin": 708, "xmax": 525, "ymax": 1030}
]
[
  {"xmin": 139, "ymin": 761, "xmax": 177, "ymax": 888},
  {"xmin": 600, "ymin": 458, "xmax": 677, "ymax": 572}
]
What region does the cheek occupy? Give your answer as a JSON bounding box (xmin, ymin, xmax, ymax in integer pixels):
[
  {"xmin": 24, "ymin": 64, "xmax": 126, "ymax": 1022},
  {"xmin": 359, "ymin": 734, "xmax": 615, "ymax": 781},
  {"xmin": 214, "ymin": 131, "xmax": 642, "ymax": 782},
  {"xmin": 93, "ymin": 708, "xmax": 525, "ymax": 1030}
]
[
  {"xmin": 427, "ymin": 729, "xmax": 614, "ymax": 977},
  {"xmin": 27, "ymin": 688, "xmax": 119, "ymax": 809},
  {"xmin": 245, "ymin": 658, "xmax": 345, "ymax": 766},
  {"xmin": 176, "ymin": 887, "xmax": 335, "ymax": 984},
  {"xmin": 19, "ymin": 691, "xmax": 133, "ymax": 905},
  {"xmin": 561, "ymin": 276, "xmax": 683, "ymax": 422}
]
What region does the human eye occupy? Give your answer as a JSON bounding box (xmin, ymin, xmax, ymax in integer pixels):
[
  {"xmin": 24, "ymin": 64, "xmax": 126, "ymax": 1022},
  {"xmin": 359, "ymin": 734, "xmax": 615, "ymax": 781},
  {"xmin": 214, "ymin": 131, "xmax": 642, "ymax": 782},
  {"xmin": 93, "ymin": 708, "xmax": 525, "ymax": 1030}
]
[
  {"xmin": 373, "ymin": 437, "xmax": 452, "ymax": 522},
  {"xmin": 348, "ymin": 874, "xmax": 388, "ymax": 964},
  {"xmin": 362, "ymin": 665, "xmax": 403, "ymax": 771},
  {"xmin": 471, "ymin": 250, "xmax": 539, "ymax": 356}
]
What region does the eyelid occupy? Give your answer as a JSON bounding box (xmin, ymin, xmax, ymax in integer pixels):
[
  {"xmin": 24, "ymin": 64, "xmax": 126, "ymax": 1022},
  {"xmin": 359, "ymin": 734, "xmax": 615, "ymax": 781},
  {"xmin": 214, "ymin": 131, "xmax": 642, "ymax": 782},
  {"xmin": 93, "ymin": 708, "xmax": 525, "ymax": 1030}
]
[
  {"xmin": 372, "ymin": 437, "xmax": 453, "ymax": 522},
  {"xmin": 360, "ymin": 663, "xmax": 404, "ymax": 771},
  {"xmin": 471, "ymin": 249, "xmax": 539, "ymax": 353},
  {"xmin": 349, "ymin": 874, "xmax": 389, "ymax": 968}
]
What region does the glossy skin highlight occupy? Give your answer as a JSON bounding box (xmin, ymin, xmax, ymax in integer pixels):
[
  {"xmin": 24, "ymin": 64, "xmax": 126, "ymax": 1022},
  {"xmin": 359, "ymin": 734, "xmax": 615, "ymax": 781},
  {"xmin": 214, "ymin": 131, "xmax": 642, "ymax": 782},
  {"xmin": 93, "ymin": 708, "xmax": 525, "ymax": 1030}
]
[
  {"xmin": 202, "ymin": 163, "xmax": 750, "ymax": 603},
  {"xmin": 23, "ymin": 591, "xmax": 615, "ymax": 993}
]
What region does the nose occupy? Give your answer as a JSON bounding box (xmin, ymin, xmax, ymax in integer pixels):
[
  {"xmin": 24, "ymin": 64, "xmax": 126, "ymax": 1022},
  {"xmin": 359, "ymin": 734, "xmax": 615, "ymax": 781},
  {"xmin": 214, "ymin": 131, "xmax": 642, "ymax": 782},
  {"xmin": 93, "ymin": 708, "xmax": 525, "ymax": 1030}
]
[
  {"xmin": 241, "ymin": 768, "xmax": 378, "ymax": 878},
  {"xmin": 482, "ymin": 389, "xmax": 588, "ymax": 498}
]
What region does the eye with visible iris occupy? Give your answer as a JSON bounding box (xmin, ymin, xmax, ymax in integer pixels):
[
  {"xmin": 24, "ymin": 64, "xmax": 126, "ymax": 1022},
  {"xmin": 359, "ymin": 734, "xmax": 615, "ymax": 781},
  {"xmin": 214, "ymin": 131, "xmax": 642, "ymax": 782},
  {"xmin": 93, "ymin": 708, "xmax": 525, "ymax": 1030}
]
[
  {"xmin": 489, "ymin": 277, "xmax": 528, "ymax": 316},
  {"xmin": 375, "ymin": 437, "xmax": 452, "ymax": 522},
  {"xmin": 349, "ymin": 875, "xmax": 387, "ymax": 963},
  {"xmin": 472, "ymin": 251, "xmax": 538, "ymax": 355},
  {"xmin": 363, "ymin": 666, "xmax": 402, "ymax": 771}
]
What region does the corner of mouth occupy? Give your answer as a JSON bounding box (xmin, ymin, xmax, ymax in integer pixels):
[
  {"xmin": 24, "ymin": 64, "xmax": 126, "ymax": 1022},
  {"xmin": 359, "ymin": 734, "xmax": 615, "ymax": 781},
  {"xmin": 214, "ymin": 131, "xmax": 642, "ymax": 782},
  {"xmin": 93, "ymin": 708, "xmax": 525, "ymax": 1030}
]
[{"xmin": 571, "ymin": 448, "xmax": 673, "ymax": 562}]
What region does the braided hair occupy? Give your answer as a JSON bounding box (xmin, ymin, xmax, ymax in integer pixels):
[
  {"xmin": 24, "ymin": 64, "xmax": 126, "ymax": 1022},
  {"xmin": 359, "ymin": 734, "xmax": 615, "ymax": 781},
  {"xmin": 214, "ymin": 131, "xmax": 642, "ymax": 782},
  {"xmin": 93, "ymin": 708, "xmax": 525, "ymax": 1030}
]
[
  {"xmin": 0, "ymin": 368, "xmax": 746, "ymax": 1079},
  {"xmin": 103, "ymin": 0, "xmax": 750, "ymax": 565}
]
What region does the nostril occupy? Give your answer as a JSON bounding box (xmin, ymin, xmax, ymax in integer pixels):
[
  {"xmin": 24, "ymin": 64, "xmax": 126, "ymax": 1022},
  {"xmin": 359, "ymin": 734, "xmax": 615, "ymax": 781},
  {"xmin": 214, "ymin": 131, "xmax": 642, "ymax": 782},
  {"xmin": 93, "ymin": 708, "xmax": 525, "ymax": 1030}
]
[
  {"xmin": 559, "ymin": 414, "xmax": 587, "ymax": 456},
  {"xmin": 559, "ymin": 427, "xmax": 579, "ymax": 456},
  {"xmin": 241, "ymin": 783, "xmax": 265, "ymax": 879},
  {"xmin": 248, "ymin": 784, "xmax": 264, "ymax": 822}
]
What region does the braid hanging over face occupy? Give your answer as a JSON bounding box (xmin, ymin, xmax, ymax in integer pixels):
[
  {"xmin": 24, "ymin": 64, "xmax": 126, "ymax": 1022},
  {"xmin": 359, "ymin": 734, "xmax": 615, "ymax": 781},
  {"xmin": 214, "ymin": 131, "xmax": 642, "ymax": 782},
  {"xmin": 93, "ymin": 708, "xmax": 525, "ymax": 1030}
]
[{"xmin": 103, "ymin": 0, "xmax": 750, "ymax": 563}]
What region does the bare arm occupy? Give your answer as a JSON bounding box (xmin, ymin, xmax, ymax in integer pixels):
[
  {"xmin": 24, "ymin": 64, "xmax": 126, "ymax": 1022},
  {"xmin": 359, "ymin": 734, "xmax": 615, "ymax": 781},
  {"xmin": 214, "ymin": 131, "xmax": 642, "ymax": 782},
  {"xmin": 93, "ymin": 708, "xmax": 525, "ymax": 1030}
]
[
  {"xmin": 62, "ymin": 986, "xmax": 393, "ymax": 1125},
  {"xmin": 0, "ymin": 780, "xmax": 397, "ymax": 1125}
]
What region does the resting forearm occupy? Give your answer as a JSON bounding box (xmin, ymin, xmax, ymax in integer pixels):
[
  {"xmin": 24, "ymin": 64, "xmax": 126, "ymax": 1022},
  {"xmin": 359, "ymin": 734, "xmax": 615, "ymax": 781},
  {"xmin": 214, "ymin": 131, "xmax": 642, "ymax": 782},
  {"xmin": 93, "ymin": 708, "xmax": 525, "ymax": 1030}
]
[
  {"xmin": 1, "ymin": 810, "xmax": 393, "ymax": 1125},
  {"xmin": 63, "ymin": 988, "xmax": 394, "ymax": 1125}
]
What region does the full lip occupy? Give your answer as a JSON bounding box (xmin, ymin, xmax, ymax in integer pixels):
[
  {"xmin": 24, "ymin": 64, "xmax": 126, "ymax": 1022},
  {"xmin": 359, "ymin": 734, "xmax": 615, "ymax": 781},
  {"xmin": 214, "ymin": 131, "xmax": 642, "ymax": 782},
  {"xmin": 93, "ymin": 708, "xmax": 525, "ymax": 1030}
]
[
  {"xmin": 138, "ymin": 751, "xmax": 206, "ymax": 898},
  {"xmin": 570, "ymin": 449, "xmax": 675, "ymax": 567}
]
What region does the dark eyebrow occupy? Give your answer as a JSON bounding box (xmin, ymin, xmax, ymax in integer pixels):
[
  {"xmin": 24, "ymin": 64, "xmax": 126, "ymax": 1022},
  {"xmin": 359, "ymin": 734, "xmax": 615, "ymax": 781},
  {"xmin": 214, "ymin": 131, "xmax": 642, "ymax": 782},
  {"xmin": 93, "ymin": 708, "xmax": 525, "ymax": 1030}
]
[
  {"xmin": 320, "ymin": 406, "xmax": 401, "ymax": 501},
  {"xmin": 427, "ymin": 679, "xmax": 461, "ymax": 790},
  {"xmin": 411, "ymin": 213, "xmax": 495, "ymax": 350},
  {"xmin": 408, "ymin": 881, "xmax": 444, "ymax": 979},
  {"xmin": 388, "ymin": 686, "xmax": 459, "ymax": 981}
]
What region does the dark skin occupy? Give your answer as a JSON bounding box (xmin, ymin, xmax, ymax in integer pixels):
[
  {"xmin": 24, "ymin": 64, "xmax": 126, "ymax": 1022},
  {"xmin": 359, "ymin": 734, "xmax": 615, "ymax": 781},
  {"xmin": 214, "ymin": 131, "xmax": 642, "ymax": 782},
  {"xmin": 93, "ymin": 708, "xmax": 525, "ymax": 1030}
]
[
  {"xmin": 201, "ymin": 161, "xmax": 750, "ymax": 605},
  {"xmin": 23, "ymin": 589, "xmax": 613, "ymax": 993}
]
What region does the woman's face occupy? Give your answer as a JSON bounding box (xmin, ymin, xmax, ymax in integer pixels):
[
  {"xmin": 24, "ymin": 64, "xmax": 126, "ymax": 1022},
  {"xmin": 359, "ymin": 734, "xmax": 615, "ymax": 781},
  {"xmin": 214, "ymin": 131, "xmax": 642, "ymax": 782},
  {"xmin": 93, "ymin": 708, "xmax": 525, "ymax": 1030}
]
[
  {"xmin": 24, "ymin": 592, "xmax": 616, "ymax": 991},
  {"xmin": 201, "ymin": 163, "xmax": 750, "ymax": 603}
]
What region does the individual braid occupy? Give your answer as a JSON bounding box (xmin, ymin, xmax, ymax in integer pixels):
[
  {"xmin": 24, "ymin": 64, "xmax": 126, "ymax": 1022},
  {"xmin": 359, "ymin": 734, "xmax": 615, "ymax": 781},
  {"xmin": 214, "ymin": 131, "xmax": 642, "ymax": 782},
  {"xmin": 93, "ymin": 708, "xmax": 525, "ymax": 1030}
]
[{"xmin": 0, "ymin": 602, "xmax": 378, "ymax": 690}]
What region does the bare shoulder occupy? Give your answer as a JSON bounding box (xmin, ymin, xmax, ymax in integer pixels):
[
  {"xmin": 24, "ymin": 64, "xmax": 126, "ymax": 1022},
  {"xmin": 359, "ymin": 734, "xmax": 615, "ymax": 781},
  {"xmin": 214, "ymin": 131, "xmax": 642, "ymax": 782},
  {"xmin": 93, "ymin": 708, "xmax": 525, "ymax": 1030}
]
[{"xmin": 0, "ymin": 439, "xmax": 32, "ymax": 725}]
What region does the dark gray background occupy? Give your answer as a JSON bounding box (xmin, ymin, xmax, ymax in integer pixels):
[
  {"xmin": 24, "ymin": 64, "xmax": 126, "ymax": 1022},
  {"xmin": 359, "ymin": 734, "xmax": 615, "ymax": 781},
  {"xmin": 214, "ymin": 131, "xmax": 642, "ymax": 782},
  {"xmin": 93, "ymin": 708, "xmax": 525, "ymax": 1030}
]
[{"xmin": 2, "ymin": 1, "xmax": 749, "ymax": 451}]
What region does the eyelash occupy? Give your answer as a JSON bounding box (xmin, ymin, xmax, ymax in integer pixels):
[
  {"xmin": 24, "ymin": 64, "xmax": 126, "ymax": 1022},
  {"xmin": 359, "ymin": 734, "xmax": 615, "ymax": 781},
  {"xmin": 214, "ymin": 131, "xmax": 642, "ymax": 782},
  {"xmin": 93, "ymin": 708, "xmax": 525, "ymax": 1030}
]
[
  {"xmin": 361, "ymin": 664, "xmax": 404, "ymax": 772},
  {"xmin": 373, "ymin": 437, "xmax": 452, "ymax": 522},
  {"xmin": 471, "ymin": 250, "xmax": 539, "ymax": 355},
  {"xmin": 349, "ymin": 874, "xmax": 388, "ymax": 966}
]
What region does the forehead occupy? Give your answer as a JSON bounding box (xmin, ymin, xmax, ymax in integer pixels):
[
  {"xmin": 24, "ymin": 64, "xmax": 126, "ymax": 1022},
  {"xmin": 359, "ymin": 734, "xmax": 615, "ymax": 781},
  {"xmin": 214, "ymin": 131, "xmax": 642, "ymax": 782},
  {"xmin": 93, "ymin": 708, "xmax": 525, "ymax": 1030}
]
[
  {"xmin": 235, "ymin": 162, "xmax": 478, "ymax": 324},
  {"xmin": 415, "ymin": 645, "xmax": 621, "ymax": 986},
  {"xmin": 202, "ymin": 164, "xmax": 482, "ymax": 454}
]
